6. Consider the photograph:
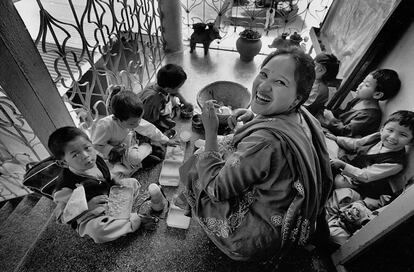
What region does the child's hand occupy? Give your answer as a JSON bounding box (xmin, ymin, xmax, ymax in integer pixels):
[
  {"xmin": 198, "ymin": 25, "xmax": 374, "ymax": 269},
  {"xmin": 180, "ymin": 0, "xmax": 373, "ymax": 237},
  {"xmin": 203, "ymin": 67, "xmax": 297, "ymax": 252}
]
[
  {"xmin": 88, "ymin": 195, "xmax": 108, "ymax": 210},
  {"xmin": 138, "ymin": 214, "xmax": 159, "ymax": 231},
  {"xmin": 108, "ymin": 144, "xmax": 126, "ymax": 164},
  {"xmin": 325, "ymin": 133, "xmax": 337, "ymax": 142},
  {"xmin": 330, "ymin": 158, "xmax": 346, "ymax": 169}
]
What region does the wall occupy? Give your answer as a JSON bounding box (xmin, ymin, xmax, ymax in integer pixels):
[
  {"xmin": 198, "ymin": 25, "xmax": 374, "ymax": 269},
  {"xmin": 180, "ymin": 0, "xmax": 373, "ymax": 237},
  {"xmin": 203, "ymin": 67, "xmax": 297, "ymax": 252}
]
[{"xmin": 379, "ymin": 20, "xmax": 414, "ymax": 189}]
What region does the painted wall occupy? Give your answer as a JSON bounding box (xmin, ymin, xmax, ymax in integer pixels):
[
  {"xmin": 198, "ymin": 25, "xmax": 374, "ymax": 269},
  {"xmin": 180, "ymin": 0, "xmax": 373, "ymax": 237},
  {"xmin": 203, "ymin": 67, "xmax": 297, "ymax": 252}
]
[{"xmin": 378, "ymin": 20, "xmax": 414, "ymax": 189}]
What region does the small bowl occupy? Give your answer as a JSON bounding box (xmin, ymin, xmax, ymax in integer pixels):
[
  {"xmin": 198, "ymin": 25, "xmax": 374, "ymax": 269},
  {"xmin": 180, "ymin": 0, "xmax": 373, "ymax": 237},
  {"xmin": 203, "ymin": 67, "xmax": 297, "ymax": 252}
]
[
  {"xmin": 164, "ymin": 129, "xmax": 177, "ymax": 139},
  {"xmin": 180, "ymin": 104, "xmax": 194, "ymax": 119},
  {"xmin": 197, "ymin": 81, "xmax": 251, "ymax": 125},
  {"xmin": 192, "ymin": 114, "xmax": 203, "ymax": 129}
]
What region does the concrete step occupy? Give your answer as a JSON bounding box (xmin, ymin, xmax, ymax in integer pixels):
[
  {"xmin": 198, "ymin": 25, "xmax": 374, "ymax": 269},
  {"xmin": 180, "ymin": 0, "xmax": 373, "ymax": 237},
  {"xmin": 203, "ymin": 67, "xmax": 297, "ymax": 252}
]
[
  {"xmin": 0, "ymin": 196, "xmax": 24, "ymax": 229},
  {"xmin": 0, "ymin": 195, "xmax": 55, "ymax": 272}
]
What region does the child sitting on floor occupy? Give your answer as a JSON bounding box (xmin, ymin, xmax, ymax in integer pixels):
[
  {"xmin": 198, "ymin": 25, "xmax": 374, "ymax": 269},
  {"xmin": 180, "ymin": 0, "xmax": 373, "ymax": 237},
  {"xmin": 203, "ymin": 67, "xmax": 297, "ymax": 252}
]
[
  {"xmin": 303, "ymin": 53, "xmax": 340, "ymax": 117},
  {"xmin": 327, "ymin": 110, "xmax": 414, "ymax": 206},
  {"xmin": 325, "ymin": 188, "xmax": 381, "ymax": 246},
  {"xmin": 138, "ymin": 63, "xmax": 192, "ymax": 132},
  {"xmin": 50, "ymin": 126, "xmax": 158, "ymax": 243},
  {"xmin": 321, "ymin": 69, "xmax": 401, "ymax": 137},
  {"xmin": 91, "ymin": 90, "xmax": 177, "ymax": 177}
]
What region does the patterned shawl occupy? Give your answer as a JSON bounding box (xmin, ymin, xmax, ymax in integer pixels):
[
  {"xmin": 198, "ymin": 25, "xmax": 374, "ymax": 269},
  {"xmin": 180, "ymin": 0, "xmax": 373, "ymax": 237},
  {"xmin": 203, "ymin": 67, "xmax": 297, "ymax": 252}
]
[{"xmin": 232, "ymin": 107, "xmax": 332, "ymax": 251}]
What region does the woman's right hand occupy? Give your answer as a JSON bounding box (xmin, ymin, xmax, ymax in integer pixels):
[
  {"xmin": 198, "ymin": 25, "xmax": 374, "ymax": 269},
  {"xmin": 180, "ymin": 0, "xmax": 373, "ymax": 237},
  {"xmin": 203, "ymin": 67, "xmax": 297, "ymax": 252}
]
[
  {"xmin": 201, "ymin": 100, "xmax": 219, "ymax": 133},
  {"xmin": 227, "ymin": 109, "xmax": 255, "ymax": 129}
]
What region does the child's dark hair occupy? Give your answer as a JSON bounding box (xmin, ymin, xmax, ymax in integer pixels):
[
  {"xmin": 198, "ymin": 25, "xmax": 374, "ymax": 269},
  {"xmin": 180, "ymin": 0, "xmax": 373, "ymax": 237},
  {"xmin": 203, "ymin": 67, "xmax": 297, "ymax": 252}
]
[
  {"xmin": 383, "ymin": 110, "xmax": 414, "ymax": 138},
  {"xmin": 314, "ymin": 53, "xmax": 340, "ymax": 83},
  {"xmin": 48, "ymin": 126, "xmax": 90, "ymax": 159},
  {"xmin": 370, "ymin": 69, "xmax": 401, "ymax": 100},
  {"xmin": 111, "ymin": 90, "xmax": 144, "ymax": 121},
  {"xmin": 261, "ymin": 47, "xmax": 315, "ymax": 110},
  {"xmin": 157, "ymin": 64, "xmax": 187, "ymax": 89}
]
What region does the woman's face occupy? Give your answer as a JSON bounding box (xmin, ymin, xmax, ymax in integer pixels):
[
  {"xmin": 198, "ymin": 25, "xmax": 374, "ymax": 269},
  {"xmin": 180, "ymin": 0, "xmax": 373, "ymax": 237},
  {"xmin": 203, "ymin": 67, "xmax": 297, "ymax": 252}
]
[{"xmin": 251, "ymin": 55, "xmax": 299, "ymax": 116}]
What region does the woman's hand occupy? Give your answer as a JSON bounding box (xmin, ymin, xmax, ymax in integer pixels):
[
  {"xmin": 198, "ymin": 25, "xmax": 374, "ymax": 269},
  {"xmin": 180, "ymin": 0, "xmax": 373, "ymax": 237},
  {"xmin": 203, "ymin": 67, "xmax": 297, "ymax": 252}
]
[
  {"xmin": 227, "ymin": 109, "xmax": 254, "ymax": 129},
  {"xmin": 330, "ymin": 158, "xmax": 346, "ymax": 169},
  {"xmin": 325, "ymin": 133, "xmax": 337, "ymax": 142},
  {"xmin": 201, "ymin": 100, "xmax": 219, "ymax": 134},
  {"xmin": 88, "ymin": 195, "xmax": 108, "ymax": 210},
  {"xmin": 138, "ymin": 214, "xmax": 159, "ymax": 231}
]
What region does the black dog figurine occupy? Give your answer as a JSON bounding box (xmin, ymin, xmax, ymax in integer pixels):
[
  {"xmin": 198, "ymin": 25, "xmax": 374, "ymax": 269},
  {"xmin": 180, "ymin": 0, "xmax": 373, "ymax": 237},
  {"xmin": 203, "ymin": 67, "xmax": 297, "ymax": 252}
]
[{"xmin": 190, "ymin": 22, "xmax": 222, "ymax": 55}]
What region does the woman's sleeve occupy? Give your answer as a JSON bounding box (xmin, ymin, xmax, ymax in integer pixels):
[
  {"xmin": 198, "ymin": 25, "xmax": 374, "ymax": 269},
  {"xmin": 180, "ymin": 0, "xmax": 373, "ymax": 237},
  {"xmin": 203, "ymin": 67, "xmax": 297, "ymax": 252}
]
[{"xmin": 196, "ymin": 132, "xmax": 277, "ymax": 201}]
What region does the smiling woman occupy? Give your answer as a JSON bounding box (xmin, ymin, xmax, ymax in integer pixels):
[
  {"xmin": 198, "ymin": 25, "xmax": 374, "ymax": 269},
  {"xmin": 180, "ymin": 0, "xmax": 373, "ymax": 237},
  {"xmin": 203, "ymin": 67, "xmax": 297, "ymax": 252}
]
[{"xmin": 178, "ymin": 47, "xmax": 333, "ymax": 262}]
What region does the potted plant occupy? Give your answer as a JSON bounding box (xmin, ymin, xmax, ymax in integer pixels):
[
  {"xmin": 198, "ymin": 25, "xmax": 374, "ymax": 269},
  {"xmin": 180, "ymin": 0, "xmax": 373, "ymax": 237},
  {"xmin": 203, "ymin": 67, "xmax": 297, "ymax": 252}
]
[{"xmin": 236, "ymin": 28, "xmax": 263, "ymax": 62}]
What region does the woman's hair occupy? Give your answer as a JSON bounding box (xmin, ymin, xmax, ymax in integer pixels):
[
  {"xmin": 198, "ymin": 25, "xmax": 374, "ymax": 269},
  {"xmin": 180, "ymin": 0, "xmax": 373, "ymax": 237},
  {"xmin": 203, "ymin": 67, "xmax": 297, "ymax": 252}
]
[
  {"xmin": 314, "ymin": 53, "xmax": 340, "ymax": 83},
  {"xmin": 370, "ymin": 69, "xmax": 401, "ymax": 101},
  {"xmin": 110, "ymin": 90, "xmax": 144, "ymax": 121},
  {"xmin": 383, "ymin": 110, "xmax": 414, "ymax": 138},
  {"xmin": 48, "ymin": 126, "xmax": 90, "ymax": 159},
  {"xmin": 261, "ymin": 47, "xmax": 315, "ymax": 110},
  {"xmin": 157, "ymin": 64, "xmax": 187, "ymax": 89}
]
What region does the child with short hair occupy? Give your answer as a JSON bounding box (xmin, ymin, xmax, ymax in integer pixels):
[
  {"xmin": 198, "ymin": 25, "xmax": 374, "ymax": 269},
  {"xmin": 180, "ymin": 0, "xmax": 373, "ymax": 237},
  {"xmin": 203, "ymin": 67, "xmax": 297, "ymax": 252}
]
[
  {"xmin": 91, "ymin": 90, "xmax": 176, "ymax": 176},
  {"xmin": 322, "ymin": 69, "xmax": 401, "ymax": 137},
  {"xmin": 303, "ymin": 53, "xmax": 340, "ymax": 116},
  {"xmin": 326, "ymin": 188, "xmax": 379, "ymax": 246},
  {"xmin": 49, "ymin": 126, "xmax": 158, "ymax": 243},
  {"xmin": 327, "ymin": 110, "xmax": 414, "ymax": 207},
  {"xmin": 138, "ymin": 63, "xmax": 192, "ymax": 132}
]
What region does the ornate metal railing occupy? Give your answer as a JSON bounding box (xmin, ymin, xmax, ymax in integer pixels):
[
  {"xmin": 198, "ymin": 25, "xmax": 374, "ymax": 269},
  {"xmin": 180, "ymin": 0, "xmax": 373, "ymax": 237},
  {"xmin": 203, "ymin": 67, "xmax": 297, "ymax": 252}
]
[
  {"xmin": 34, "ymin": 0, "xmax": 164, "ymax": 126},
  {"xmin": 0, "ymin": 87, "xmax": 47, "ymax": 201}
]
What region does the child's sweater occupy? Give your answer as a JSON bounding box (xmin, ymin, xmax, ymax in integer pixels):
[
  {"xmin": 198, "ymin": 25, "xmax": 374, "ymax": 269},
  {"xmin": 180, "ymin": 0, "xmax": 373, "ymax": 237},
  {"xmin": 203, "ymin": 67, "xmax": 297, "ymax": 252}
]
[{"xmin": 91, "ymin": 115, "xmax": 169, "ymax": 158}]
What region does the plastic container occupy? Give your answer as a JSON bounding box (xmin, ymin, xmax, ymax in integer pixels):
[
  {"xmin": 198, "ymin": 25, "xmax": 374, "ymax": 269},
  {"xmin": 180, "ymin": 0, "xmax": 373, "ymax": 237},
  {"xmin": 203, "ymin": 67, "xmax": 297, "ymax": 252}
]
[{"xmin": 166, "ymin": 206, "xmax": 191, "ymax": 229}]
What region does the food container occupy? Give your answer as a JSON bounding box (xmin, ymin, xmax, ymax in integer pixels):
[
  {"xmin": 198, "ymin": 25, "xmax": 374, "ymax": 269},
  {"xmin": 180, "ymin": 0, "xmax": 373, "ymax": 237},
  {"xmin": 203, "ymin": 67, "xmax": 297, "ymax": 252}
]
[
  {"xmin": 180, "ymin": 104, "xmax": 194, "ymax": 119},
  {"xmin": 166, "ymin": 206, "xmax": 191, "ymax": 229}
]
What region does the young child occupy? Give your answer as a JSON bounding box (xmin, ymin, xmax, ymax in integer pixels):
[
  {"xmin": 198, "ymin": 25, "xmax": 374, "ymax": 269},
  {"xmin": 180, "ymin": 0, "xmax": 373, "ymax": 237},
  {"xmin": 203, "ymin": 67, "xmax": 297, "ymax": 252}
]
[
  {"xmin": 327, "ymin": 110, "xmax": 414, "ymax": 204},
  {"xmin": 91, "ymin": 90, "xmax": 176, "ymax": 176},
  {"xmin": 322, "ymin": 69, "xmax": 401, "ymax": 137},
  {"xmin": 303, "ymin": 53, "xmax": 340, "ymax": 116},
  {"xmin": 49, "ymin": 126, "xmax": 158, "ymax": 243},
  {"xmin": 138, "ymin": 64, "xmax": 191, "ymax": 132},
  {"xmin": 326, "ymin": 188, "xmax": 379, "ymax": 246}
]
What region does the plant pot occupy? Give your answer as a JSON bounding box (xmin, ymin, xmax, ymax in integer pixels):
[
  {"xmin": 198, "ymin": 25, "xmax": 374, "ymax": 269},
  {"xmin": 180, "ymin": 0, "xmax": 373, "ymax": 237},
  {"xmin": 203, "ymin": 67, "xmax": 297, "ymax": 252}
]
[{"xmin": 236, "ymin": 37, "xmax": 262, "ymax": 62}]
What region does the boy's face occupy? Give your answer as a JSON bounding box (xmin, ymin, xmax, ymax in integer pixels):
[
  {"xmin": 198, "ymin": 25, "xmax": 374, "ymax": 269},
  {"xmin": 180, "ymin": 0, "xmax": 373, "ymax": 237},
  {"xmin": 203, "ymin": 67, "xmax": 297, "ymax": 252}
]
[
  {"xmin": 355, "ymin": 74, "xmax": 381, "ymax": 100},
  {"xmin": 119, "ymin": 116, "xmax": 142, "ymax": 129},
  {"xmin": 62, "ymin": 136, "xmax": 97, "ymax": 172},
  {"xmin": 314, "ymin": 62, "xmax": 326, "ymax": 80},
  {"xmin": 381, "ymin": 121, "xmax": 413, "ymax": 151}
]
